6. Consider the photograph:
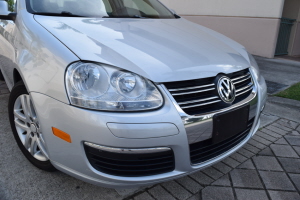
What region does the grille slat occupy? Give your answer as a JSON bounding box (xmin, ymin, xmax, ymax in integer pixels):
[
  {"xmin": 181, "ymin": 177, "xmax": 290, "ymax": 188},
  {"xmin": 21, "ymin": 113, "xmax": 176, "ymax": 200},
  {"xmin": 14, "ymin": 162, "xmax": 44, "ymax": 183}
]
[
  {"xmin": 236, "ymin": 82, "xmax": 254, "ymax": 93},
  {"xmin": 178, "ymin": 96, "xmax": 219, "ymax": 105},
  {"xmin": 90, "ymin": 157, "xmax": 173, "ymax": 167},
  {"xmin": 92, "ymin": 163, "xmax": 174, "ymax": 173},
  {"xmin": 190, "ymin": 118, "xmax": 254, "ymax": 164},
  {"xmin": 164, "ymin": 68, "xmax": 254, "ymax": 115},
  {"xmin": 181, "ymin": 100, "xmax": 221, "ymax": 109},
  {"xmin": 190, "ymin": 122, "xmax": 253, "ymax": 156},
  {"xmin": 236, "ymin": 87, "xmax": 253, "ymax": 97},
  {"xmin": 169, "ymin": 83, "xmax": 215, "ymax": 92},
  {"xmin": 171, "ymin": 87, "xmax": 215, "ymax": 96},
  {"xmin": 232, "ymin": 74, "xmax": 251, "ymax": 84},
  {"xmin": 84, "ymin": 145, "xmax": 175, "ymax": 177},
  {"xmin": 232, "ymin": 72, "xmax": 251, "ymax": 81}
]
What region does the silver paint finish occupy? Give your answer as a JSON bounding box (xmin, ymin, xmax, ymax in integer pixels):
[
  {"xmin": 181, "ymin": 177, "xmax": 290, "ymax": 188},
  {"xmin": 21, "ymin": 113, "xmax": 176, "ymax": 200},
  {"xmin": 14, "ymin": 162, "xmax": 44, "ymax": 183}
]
[
  {"xmin": 30, "ymin": 89, "xmax": 262, "ymax": 188},
  {"xmin": 0, "ymin": 1, "xmax": 9, "ymax": 15},
  {"xmin": 0, "ymin": 0, "xmax": 268, "ymax": 188},
  {"xmin": 34, "ymin": 16, "xmax": 252, "ymax": 83},
  {"xmin": 107, "ymin": 123, "xmax": 179, "ymax": 139},
  {"xmin": 0, "ymin": 0, "xmax": 78, "ymax": 103}
]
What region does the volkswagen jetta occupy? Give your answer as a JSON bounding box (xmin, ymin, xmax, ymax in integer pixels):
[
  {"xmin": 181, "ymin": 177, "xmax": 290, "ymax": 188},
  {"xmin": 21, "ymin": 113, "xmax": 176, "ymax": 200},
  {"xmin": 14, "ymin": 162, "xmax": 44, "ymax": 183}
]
[{"xmin": 0, "ymin": 0, "xmax": 267, "ymax": 188}]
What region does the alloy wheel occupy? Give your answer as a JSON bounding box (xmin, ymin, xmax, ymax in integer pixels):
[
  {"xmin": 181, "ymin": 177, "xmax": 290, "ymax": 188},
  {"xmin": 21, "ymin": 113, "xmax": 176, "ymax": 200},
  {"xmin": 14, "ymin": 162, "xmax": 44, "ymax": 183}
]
[{"xmin": 13, "ymin": 94, "xmax": 49, "ymax": 161}]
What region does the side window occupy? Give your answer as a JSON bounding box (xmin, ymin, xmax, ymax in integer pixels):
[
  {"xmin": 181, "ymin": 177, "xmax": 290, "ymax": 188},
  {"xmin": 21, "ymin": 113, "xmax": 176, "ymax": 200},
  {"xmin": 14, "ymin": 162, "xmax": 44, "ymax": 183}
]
[{"xmin": 6, "ymin": 0, "xmax": 17, "ymax": 12}]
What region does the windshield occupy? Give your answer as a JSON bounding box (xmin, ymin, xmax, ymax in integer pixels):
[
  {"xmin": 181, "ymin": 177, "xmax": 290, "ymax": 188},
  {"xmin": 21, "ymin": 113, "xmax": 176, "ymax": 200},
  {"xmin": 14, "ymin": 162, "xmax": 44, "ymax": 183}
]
[{"xmin": 26, "ymin": 0, "xmax": 175, "ymax": 18}]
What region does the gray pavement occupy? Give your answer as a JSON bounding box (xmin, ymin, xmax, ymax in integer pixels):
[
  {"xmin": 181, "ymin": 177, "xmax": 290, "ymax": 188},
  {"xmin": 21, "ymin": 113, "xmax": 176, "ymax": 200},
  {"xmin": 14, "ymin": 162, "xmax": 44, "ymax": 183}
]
[
  {"xmin": 256, "ymin": 56, "xmax": 300, "ymax": 94},
  {"xmin": 1, "ymin": 57, "xmax": 300, "ymax": 200}
]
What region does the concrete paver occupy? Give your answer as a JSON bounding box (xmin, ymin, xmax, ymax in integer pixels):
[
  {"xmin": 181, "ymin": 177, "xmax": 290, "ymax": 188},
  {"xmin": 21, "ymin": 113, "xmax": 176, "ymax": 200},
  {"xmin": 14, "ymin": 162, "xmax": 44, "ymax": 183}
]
[
  {"xmin": 252, "ymin": 156, "xmax": 283, "ymax": 171},
  {"xmin": 257, "ymin": 147, "xmax": 274, "ymax": 156},
  {"xmin": 202, "ymin": 186, "xmax": 234, "ymax": 200},
  {"xmin": 289, "ymin": 173, "xmax": 300, "ymax": 191},
  {"xmin": 211, "ymin": 174, "xmax": 231, "ymax": 186},
  {"xmin": 212, "ymin": 162, "xmax": 232, "ymax": 174},
  {"xmin": 162, "ymin": 181, "xmax": 192, "ymax": 200},
  {"xmin": 189, "ymin": 171, "xmax": 214, "ymax": 186},
  {"xmin": 134, "ymin": 192, "xmax": 155, "ymax": 200},
  {"xmin": 268, "ymin": 191, "xmax": 300, "ymax": 200},
  {"xmin": 284, "ymin": 135, "xmax": 300, "ymax": 146},
  {"xmin": 278, "ymin": 158, "xmax": 300, "ymax": 173},
  {"xmin": 235, "ymin": 189, "xmax": 268, "ymax": 200},
  {"xmin": 274, "ymin": 137, "xmax": 289, "ymax": 145},
  {"xmin": 270, "ymin": 144, "xmax": 299, "ymax": 158},
  {"xmin": 176, "ymin": 176, "xmax": 203, "ymax": 194},
  {"xmin": 221, "ymin": 157, "xmax": 240, "ymax": 168},
  {"xmin": 259, "ymin": 171, "xmax": 295, "ymax": 190},
  {"xmin": 201, "ymin": 167, "xmax": 223, "ymax": 180},
  {"xmin": 148, "ymin": 185, "xmax": 176, "ymax": 200},
  {"xmin": 237, "ymin": 148, "xmax": 255, "ymax": 158},
  {"xmin": 230, "ymin": 169, "xmax": 264, "ymax": 189},
  {"xmin": 294, "ymin": 146, "xmax": 300, "ymax": 156},
  {"xmin": 230, "ymin": 152, "xmax": 248, "ymax": 163},
  {"xmin": 237, "ymin": 159, "xmax": 256, "ymax": 170}
]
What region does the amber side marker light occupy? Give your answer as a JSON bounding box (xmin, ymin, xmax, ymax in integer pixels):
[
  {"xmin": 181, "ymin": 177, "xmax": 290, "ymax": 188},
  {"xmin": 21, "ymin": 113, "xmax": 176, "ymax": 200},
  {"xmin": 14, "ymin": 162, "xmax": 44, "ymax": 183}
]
[{"xmin": 52, "ymin": 127, "xmax": 72, "ymax": 143}]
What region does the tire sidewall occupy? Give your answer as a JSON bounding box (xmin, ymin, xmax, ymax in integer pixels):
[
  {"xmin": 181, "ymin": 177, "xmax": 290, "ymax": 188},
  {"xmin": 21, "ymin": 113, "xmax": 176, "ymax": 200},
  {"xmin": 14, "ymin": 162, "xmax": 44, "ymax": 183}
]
[{"xmin": 8, "ymin": 81, "xmax": 56, "ymax": 171}]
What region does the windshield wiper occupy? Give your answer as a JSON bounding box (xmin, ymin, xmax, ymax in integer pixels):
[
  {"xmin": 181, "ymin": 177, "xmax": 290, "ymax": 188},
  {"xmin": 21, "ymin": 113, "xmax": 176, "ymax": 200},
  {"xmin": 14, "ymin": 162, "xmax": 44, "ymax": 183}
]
[
  {"xmin": 103, "ymin": 15, "xmax": 148, "ymax": 19},
  {"xmin": 33, "ymin": 11, "xmax": 85, "ymax": 17}
]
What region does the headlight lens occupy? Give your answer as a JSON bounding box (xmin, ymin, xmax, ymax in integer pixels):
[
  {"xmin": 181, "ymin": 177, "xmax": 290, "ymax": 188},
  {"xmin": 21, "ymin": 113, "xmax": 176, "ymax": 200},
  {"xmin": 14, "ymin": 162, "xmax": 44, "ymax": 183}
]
[
  {"xmin": 66, "ymin": 62, "xmax": 163, "ymax": 111},
  {"xmin": 248, "ymin": 52, "xmax": 261, "ymax": 81}
]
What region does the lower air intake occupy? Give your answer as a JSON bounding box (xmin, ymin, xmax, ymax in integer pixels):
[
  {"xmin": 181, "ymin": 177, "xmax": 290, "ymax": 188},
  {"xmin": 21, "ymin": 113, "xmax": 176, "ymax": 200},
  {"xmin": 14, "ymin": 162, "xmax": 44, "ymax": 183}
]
[{"xmin": 84, "ymin": 144, "xmax": 175, "ymax": 177}]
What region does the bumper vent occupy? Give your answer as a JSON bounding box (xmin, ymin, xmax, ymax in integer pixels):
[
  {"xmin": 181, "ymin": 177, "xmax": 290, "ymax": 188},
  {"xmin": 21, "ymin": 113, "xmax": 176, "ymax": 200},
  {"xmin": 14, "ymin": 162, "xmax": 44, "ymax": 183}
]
[
  {"xmin": 190, "ymin": 118, "xmax": 254, "ymax": 164},
  {"xmin": 84, "ymin": 144, "xmax": 175, "ymax": 177},
  {"xmin": 164, "ymin": 68, "xmax": 254, "ymax": 115}
]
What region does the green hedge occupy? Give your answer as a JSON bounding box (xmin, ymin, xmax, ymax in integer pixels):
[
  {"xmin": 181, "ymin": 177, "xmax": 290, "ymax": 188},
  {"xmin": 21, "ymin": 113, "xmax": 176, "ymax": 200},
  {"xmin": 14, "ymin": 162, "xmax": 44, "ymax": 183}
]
[{"xmin": 7, "ymin": 0, "xmax": 15, "ymax": 12}]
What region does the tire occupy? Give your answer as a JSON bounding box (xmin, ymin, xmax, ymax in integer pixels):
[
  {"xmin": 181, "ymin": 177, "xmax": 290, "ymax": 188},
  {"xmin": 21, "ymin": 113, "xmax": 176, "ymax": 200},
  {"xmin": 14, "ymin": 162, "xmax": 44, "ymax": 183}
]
[
  {"xmin": 8, "ymin": 81, "xmax": 56, "ymax": 171},
  {"xmin": 0, "ymin": 70, "xmax": 4, "ymax": 81}
]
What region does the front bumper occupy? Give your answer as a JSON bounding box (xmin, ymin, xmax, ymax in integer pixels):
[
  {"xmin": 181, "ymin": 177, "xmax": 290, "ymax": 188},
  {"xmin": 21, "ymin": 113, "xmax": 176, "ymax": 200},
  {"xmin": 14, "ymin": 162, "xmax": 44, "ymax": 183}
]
[{"xmin": 30, "ymin": 75, "xmax": 267, "ymax": 188}]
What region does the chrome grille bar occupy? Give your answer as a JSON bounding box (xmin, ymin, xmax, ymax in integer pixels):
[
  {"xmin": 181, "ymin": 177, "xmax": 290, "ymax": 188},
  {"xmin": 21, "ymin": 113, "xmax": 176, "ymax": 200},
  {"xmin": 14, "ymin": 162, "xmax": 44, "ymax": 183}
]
[
  {"xmin": 236, "ymin": 82, "xmax": 254, "ymax": 93},
  {"xmin": 181, "ymin": 100, "xmax": 221, "ymax": 109},
  {"xmin": 171, "ymin": 88, "xmax": 215, "ymax": 96},
  {"xmin": 168, "ymin": 83, "xmax": 215, "ymax": 92},
  {"xmin": 164, "ymin": 68, "xmax": 254, "ymax": 115},
  {"xmin": 233, "ymin": 75, "xmax": 251, "ymax": 85},
  {"xmin": 178, "ymin": 96, "xmax": 219, "ymax": 105},
  {"xmin": 232, "ymin": 72, "xmax": 251, "ymax": 82},
  {"xmin": 236, "ymin": 87, "xmax": 253, "ymax": 97}
]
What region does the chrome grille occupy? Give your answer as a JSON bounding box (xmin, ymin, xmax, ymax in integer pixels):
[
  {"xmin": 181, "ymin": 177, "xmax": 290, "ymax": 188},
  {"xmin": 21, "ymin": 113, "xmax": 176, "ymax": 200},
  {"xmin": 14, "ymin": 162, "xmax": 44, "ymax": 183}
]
[{"xmin": 164, "ymin": 68, "xmax": 254, "ymax": 115}]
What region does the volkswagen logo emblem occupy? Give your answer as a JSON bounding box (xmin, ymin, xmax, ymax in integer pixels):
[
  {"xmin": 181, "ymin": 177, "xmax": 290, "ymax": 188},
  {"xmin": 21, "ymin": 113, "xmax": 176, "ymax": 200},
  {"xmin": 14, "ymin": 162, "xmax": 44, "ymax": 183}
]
[{"xmin": 217, "ymin": 76, "xmax": 236, "ymax": 103}]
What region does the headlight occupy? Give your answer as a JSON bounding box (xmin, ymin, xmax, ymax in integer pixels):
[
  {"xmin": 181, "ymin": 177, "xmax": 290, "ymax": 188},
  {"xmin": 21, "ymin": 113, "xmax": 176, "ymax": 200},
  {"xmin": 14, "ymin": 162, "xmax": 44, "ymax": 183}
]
[
  {"xmin": 248, "ymin": 52, "xmax": 261, "ymax": 82},
  {"xmin": 66, "ymin": 62, "xmax": 163, "ymax": 111}
]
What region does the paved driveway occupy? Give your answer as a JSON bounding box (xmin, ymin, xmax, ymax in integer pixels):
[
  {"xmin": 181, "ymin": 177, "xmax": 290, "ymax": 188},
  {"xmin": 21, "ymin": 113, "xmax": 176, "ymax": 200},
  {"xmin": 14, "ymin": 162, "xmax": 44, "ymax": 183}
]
[{"xmin": 1, "ymin": 57, "xmax": 300, "ymax": 200}]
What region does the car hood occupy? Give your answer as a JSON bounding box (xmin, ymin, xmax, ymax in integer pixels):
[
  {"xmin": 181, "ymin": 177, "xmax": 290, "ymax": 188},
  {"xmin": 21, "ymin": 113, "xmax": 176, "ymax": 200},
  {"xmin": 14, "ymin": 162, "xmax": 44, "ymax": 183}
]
[{"xmin": 34, "ymin": 16, "xmax": 250, "ymax": 82}]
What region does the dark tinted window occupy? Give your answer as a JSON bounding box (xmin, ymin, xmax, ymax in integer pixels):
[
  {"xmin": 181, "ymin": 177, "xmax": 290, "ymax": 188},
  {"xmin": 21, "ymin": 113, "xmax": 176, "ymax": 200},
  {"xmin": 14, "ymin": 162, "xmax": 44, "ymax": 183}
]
[{"xmin": 26, "ymin": 0, "xmax": 175, "ymax": 18}]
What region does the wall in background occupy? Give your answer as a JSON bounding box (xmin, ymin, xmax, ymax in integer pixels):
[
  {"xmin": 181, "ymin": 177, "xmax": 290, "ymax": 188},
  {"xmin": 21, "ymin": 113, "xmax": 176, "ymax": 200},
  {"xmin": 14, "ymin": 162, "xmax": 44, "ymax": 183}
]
[
  {"xmin": 160, "ymin": 0, "xmax": 285, "ymax": 58},
  {"xmin": 282, "ymin": 0, "xmax": 300, "ymax": 56}
]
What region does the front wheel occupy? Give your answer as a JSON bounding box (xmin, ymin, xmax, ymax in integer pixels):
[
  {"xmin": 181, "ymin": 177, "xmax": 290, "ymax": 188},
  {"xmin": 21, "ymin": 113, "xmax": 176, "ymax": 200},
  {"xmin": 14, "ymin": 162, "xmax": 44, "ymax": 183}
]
[{"xmin": 8, "ymin": 81, "xmax": 56, "ymax": 171}]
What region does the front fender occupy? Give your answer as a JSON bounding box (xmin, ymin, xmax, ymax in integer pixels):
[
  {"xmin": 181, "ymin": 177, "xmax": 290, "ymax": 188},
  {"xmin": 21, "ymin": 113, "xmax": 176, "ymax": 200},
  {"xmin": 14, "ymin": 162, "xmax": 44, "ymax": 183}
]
[{"xmin": 14, "ymin": 9, "xmax": 78, "ymax": 104}]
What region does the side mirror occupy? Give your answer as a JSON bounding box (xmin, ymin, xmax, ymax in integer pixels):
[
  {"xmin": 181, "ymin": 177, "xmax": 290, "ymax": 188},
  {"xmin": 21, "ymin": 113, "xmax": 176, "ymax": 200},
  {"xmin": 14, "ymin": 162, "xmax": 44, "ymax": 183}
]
[{"xmin": 0, "ymin": 1, "xmax": 16, "ymax": 21}]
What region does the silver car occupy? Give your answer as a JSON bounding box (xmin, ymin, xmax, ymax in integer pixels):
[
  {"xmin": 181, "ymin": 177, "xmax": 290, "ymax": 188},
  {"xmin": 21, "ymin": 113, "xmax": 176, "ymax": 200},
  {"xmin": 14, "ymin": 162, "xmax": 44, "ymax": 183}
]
[{"xmin": 0, "ymin": 0, "xmax": 267, "ymax": 188}]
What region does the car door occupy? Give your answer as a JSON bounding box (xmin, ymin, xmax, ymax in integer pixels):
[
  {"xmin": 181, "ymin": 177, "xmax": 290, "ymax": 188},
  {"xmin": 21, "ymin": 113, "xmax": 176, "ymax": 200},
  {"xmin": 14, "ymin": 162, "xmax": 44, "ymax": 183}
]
[{"xmin": 0, "ymin": 0, "xmax": 17, "ymax": 89}]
